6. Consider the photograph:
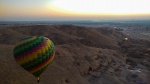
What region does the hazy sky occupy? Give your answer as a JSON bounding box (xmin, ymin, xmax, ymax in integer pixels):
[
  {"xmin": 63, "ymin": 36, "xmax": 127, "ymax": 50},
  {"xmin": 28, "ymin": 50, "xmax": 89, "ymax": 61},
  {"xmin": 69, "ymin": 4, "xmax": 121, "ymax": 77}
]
[{"xmin": 0, "ymin": 0, "xmax": 150, "ymax": 21}]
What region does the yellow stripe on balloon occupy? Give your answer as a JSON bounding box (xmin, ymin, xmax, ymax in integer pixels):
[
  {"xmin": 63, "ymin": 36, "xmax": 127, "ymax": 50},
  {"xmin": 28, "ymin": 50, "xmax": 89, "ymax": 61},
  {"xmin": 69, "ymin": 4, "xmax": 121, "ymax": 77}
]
[
  {"xmin": 17, "ymin": 52, "xmax": 38, "ymax": 65},
  {"xmin": 17, "ymin": 36, "xmax": 36, "ymax": 46},
  {"xmin": 17, "ymin": 40, "xmax": 49, "ymax": 65},
  {"xmin": 30, "ymin": 52, "xmax": 55, "ymax": 74},
  {"xmin": 45, "ymin": 46, "xmax": 49, "ymax": 52},
  {"xmin": 41, "ymin": 47, "xmax": 45, "ymax": 54}
]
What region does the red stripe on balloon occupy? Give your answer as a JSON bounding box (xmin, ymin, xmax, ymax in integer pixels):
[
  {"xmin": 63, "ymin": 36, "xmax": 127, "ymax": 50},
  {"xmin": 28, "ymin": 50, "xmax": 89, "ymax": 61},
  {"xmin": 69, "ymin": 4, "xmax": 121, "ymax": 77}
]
[
  {"xmin": 15, "ymin": 40, "xmax": 47, "ymax": 62},
  {"xmin": 28, "ymin": 51, "xmax": 55, "ymax": 73}
]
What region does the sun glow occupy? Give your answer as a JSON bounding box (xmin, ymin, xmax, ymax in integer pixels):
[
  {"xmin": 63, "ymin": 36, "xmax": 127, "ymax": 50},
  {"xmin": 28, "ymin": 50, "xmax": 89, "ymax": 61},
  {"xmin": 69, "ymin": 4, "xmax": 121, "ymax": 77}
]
[
  {"xmin": 50, "ymin": 0, "xmax": 150, "ymax": 15},
  {"xmin": 1, "ymin": 0, "xmax": 150, "ymax": 20}
]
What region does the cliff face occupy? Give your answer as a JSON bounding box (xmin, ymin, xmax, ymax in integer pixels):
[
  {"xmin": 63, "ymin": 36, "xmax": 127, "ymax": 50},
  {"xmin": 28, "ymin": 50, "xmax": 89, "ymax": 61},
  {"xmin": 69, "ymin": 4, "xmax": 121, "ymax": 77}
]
[{"xmin": 0, "ymin": 25, "xmax": 149, "ymax": 84}]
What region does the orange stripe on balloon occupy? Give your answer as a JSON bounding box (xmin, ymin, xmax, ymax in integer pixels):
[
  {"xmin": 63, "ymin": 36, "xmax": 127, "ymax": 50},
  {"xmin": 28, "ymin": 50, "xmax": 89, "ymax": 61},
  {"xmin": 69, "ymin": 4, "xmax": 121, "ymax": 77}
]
[
  {"xmin": 28, "ymin": 51, "xmax": 55, "ymax": 74},
  {"xmin": 16, "ymin": 39, "xmax": 48, "ymax": 64}
]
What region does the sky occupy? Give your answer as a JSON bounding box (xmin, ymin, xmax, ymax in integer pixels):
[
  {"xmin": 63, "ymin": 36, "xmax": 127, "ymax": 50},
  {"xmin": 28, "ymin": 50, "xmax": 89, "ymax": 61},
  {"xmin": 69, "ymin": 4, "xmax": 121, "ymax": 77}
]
[{"xmin": 0, "ymin": 0, "xmax": 150, "ymax": 21}]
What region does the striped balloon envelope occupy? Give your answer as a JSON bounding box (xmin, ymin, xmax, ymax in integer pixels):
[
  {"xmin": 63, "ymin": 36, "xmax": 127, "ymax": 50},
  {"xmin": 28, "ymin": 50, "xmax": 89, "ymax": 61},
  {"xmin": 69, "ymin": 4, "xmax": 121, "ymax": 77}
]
[{"xmin": 13, "ymin": 36, "xmax": 55, "ymax": 82}]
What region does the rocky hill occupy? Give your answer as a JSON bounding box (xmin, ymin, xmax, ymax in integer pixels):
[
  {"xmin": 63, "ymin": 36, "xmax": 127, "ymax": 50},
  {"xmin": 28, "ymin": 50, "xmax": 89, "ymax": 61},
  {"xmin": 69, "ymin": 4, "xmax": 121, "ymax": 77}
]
[{"xmin": 0, "ymin": 25, "xmax": 149, "ymax": 84}]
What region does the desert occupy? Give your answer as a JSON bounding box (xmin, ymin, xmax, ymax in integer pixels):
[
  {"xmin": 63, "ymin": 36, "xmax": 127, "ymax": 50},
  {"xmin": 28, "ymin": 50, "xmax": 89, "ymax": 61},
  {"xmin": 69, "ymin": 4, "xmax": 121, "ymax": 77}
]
[{"xmin": 0, "ymin": 24, "xmax": 150, "ymax": 84}]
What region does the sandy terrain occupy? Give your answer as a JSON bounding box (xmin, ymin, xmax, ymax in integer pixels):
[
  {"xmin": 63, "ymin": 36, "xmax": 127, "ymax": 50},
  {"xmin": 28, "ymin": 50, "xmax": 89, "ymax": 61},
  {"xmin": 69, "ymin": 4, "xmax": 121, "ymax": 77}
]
[{"xmin": 0, "ymin": 25, "xmax": 150, "ymax": 84}]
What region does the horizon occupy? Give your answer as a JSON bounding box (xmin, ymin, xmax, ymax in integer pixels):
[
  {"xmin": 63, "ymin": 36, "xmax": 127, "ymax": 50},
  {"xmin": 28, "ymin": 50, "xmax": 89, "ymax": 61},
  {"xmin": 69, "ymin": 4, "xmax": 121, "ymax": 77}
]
[{"xmin": 1, "ymin": 0, "xmax": 150, "ymax": 21}]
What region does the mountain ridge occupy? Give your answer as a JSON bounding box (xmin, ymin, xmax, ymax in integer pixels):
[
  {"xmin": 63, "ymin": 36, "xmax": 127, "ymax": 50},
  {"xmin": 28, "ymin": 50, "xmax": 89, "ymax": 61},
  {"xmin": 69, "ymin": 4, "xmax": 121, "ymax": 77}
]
[{"xmin": 0, "ymin": 25, "xmax": 149, "ymax": 84}]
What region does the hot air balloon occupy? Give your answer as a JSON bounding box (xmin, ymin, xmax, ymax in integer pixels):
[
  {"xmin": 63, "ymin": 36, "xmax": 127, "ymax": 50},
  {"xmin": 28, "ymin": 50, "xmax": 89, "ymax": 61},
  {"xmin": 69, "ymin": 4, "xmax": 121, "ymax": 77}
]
[{"xmin": 13, "ymin": 36, "xmax": 55, "ymax": 83}]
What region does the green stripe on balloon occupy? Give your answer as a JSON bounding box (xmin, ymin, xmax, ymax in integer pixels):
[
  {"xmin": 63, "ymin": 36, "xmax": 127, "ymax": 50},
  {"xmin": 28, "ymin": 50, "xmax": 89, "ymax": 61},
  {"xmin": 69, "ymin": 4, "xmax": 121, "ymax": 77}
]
[
  {"xmin": 16, "ymin": 38, "xmax": 40, "ymax": 54},
  {"xmin": 14, "ymin": 36, "xmax": 55, "ymax": 82},
  {"xmin": 15, "ymin": 37, "xmax": 39, "ymax": 55},
  {"xmin": 21, "ymin": 43, "xmax": 54, "ymax": 70},
  {"xmin": 21, "ymin": 36, "xmax": 33, "ymax": 41},
  {"xmin": 14, "ymin": 37, "xmax": 37, "ymax": 54},
  {"xmin": 14, "ymin": 37, "xmax": 44, "ymax": 59},
  {"xmin": 14, "ymin": 38, "xmax": 37, "ymax": 58},
  {"xmin": 20, "ymin": 42, "xmax": 54, "ymax": 67}
]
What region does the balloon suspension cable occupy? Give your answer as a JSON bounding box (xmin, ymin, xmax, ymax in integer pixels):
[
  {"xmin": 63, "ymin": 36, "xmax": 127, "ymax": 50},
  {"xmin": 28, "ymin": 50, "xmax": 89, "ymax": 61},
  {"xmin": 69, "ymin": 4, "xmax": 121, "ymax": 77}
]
[{"xmin": 37, "ymin": 77, "xmax": 40, "ymax": 83}]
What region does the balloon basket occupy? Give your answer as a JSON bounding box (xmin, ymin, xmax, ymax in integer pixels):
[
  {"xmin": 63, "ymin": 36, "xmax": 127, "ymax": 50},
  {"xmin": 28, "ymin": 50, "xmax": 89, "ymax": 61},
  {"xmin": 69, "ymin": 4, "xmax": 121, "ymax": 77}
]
[{"xmin": 37, "ymin": 77, "xmax": 40, "ymax": 83}]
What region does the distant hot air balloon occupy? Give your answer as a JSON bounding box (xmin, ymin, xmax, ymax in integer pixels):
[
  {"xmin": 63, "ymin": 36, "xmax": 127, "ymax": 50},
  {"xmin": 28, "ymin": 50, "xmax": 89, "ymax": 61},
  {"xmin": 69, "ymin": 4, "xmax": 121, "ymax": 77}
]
[
  {"xmin": 13, "ymin": 36, "xmax": 55, "ymax": 83},
  {"xmin": 124, "ymin": 37, "xmax": 128, "ymax": 41}
]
